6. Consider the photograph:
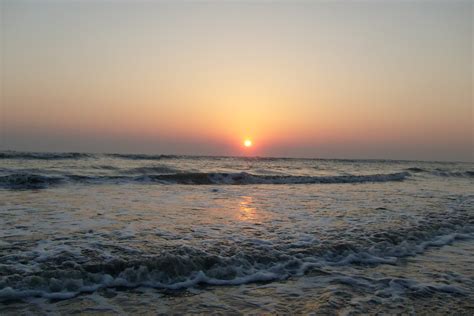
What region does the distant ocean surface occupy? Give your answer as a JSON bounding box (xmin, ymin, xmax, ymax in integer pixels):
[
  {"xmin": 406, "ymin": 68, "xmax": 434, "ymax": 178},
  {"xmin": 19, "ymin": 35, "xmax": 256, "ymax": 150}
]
[{"xmin": 1, "ymin": 151, "xmax": 473, "ymax": 314}]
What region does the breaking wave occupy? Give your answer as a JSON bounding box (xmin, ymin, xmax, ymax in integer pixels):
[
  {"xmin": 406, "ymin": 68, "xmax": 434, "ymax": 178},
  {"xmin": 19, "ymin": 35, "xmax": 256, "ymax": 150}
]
[
  {"xmin": 0, "ymin": 174, "xmax": 64, "ymax": 189},
  {"xmin": 0, "ymin": 172, "xmax": 410, "ymax": 189},
  {"xmin": 141, "ymin": 171, "xmax": 410, "ymax": 185},
  {"xmin": 405, "ymin": 167, "xmax": 474, "ymax": 178},
  {"xmin": 105, "ymin": 153, "xmax": 181, "ymax": 160},
  {"xmin": 125, "ymin": 165, "xmax": 181, "ymax": 174},
  {"xmin": 0, "ymin": 152, "xmax": 92, "ymax": 160},
  {"xmin": 432, "ymin": 170, "xmax": 474, "ymax": 178},
  {"xmin": 0, "ymin": 210, "xmax": 471, "ymax": 301},
  {"xmin": 0, "ymin": 151, "xmax": 181, "ymax": 161},
  {"xmin": 405, "ymin": 167, "xmax": 426, "ymax": 173}
]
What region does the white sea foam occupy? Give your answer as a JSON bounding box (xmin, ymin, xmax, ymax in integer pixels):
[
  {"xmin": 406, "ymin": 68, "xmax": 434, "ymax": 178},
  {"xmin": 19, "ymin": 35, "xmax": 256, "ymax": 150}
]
[{"xmin": 0, "ymin": 152, "xmax": 472, "ymax": 312}]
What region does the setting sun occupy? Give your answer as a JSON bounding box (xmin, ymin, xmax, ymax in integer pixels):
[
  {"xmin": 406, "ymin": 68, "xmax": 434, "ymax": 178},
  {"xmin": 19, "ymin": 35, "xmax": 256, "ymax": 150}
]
[{"xmin": 0, "ymin": 2, "xmax": 471, "ymax": 314}]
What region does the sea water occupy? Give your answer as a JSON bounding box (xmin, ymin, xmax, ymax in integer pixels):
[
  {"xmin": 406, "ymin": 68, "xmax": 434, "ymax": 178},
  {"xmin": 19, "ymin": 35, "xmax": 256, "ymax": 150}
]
[{"xmin": 0, "ymin": 152, "xmax": 473, "ymax": 314}]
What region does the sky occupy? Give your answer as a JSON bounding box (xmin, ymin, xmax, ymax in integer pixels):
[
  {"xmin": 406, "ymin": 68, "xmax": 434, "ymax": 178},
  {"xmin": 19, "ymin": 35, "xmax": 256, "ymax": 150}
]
[{"xmin": 1, "ymin": 0, "xmax": 472, "ymax": 161}]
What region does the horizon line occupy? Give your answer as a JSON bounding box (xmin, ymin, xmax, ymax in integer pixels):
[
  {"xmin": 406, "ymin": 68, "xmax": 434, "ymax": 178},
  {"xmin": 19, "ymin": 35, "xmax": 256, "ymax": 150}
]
[{"xmin": 1, "ymin": 149, "xmax": 471, "ymax": 164}]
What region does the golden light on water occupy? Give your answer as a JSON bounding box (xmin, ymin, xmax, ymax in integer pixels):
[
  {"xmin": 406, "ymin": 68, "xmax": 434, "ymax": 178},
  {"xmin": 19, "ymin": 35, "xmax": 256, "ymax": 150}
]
[{"xmin": 238, "ymin": 196, "xmax": 258, "ymax": 222}]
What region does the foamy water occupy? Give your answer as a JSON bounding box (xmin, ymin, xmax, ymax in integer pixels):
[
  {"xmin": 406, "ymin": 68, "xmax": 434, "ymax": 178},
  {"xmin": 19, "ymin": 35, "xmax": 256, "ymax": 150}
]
[{"xmin": 0, "ymin": 152, "xmax": 473, "ymax": 314}]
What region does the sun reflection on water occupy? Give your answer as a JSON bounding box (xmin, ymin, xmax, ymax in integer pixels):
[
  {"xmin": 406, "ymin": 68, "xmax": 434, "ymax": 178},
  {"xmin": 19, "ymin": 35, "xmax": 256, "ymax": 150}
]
[{"xmin": 238, "ymin": 195, "xmax": 259, "ymax": 222}]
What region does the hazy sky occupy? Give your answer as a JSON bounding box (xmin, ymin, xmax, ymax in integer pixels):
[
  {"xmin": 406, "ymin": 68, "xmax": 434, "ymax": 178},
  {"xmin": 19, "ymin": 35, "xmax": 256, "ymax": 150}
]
[{"xmin": 1, "ymin": 0, "xmax": 472, "ymax": 161}]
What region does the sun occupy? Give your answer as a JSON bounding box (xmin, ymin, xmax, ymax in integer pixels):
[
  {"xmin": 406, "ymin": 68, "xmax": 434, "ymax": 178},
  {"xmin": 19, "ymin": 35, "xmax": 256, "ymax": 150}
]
[{"xmin": 244, "ymin": 139, "xmax": 252, "ymax": 147}]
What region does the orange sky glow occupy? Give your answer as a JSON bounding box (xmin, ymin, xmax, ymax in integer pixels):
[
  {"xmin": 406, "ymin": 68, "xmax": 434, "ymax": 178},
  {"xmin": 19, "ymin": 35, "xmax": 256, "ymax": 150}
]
[{"xmin": 1, "ymin": 1, "xmax": 472, "ymax": 161}]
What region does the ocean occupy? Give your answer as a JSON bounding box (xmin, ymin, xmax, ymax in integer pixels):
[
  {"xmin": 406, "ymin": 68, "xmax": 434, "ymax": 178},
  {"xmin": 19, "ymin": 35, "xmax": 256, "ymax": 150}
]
[{"xmin": 0, "ymin": 151, "xmax": 473, "ymax": 314}]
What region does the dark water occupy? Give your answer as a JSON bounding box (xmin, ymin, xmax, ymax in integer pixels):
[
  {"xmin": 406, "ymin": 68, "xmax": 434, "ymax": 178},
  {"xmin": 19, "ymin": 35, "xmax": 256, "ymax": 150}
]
[{"xmin": 0, "ymin": 151, "xmax": 473, "ymax": 314}]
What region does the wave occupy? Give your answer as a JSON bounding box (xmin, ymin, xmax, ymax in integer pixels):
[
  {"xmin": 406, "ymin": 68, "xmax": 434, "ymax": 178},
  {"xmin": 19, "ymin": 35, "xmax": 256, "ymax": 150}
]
[
  {"xmin": 405, "ymin": 167, "xmax": 426, "ymax": 173},
  {"xmin": 0, "ymin": 173, "xmax": 64, "ymax": 189},
  {"xmin": 125, "ymin": 165, "xmax": 181, "ymax": 174},
  {"xmin": 105, "ymin": 153, "xmax": 180, "ymax": 160},
  {"xmin": 0, "ymin": 151, "xmax": 181, "ymax": 161},
  {"xmin": 0, "ymin": 172, "xmax": 410, "ymax": 189},
  {"xmin": 405, "ymin": 167, "xmax": 474, "ymax": 178},
  {"xmin": 90, "ymin": 165, "xmax": 120, "ymax": 170},
  {"xmin": 0, "ymin": 211, "xmax": 471, "ymax": 301},
  {"xmin": 142, "ymin": 171, "xmax": 410, "ymax": 185},
  {"xmin": 0, "ymin": 151, "xmax": 180, "ymax": 161},
  {"xmin": 432, "ymin": 170, "xmax": 474, "ymax": 178},
  {"xmin": 0, "ymin": 174, "xmax": 135, "ymax": 190},
  {"xmin": 0, "ymin": 151, "xmax": 92, "ymax": 160}
]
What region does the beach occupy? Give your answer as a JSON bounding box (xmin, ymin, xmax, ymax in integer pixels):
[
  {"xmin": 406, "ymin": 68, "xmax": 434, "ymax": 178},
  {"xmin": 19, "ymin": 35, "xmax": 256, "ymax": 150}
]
[{"xmin": 0, "ymin": 152, "xmax": 473, "ymax": 314}]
